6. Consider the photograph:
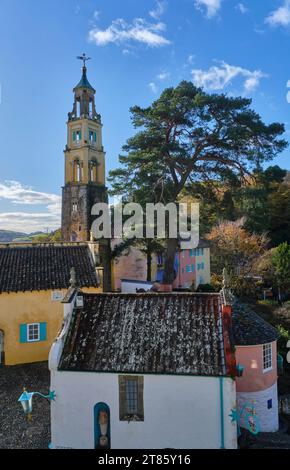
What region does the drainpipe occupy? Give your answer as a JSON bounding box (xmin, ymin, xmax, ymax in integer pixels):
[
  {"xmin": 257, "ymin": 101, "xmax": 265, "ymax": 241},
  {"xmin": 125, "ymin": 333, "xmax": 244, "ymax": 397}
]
[{"xmin": 219, "ymin": 377, "xmax": 225, "ymax": 449}]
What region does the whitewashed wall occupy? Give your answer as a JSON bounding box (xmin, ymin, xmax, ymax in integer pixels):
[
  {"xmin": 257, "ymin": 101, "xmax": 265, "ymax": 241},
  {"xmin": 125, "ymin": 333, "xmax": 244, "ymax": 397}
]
[
  {"xmin": 50, "ymin": 371, "xmax": 237, "ymax": 449},
  {"xmin": 237, "ymin": 382, "xmax": 279, "ymax": 433},
  {"xmin": 121, "ymin": 280, "xmax": 153, "ymax": 293}
]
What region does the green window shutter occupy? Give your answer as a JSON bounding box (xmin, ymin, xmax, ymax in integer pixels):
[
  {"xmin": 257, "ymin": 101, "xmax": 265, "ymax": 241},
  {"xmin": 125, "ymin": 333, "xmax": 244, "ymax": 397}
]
[
  {"xmin": 191, "ymin": 264, "xmax": 195, "ymax": 272},
  {"xmin": 94, "ymin": 132, "xmax": 97, "ymax": 142},
  {"xmin": 20, "ymin": 324, "xmax": 28, "ymax": 343},
  {"xmin": 39, "ymin": 322, "xmax": 47, "ymax": 341},
  {"xmin": 79, "ymin": 131, "xmax": 82, "ymax": 140}
]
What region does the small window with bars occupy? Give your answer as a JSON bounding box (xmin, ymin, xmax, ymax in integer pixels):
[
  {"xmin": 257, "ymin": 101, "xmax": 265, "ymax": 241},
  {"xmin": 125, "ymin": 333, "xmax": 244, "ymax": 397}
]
[
  {"xmin": 27, "ymin": 323, "xmax": 40, "ymax": 342},
  {"xmin": 263, "ymin": 343, "xmax": 273, "ymax": 372},
  {"xmin": 119, "ymin": 376, "xmax": 144, "ymax": 421}
]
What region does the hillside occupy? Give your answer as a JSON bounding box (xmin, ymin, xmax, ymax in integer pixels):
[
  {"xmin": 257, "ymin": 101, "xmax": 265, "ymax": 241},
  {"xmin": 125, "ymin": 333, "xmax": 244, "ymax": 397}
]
[
  {"xmin": 0, "ymin": 230, "xmax": 28, "ymax": 242},
  {"xmin": 0, "ymin": 230, "xmax": 45, "ymax": 243}
]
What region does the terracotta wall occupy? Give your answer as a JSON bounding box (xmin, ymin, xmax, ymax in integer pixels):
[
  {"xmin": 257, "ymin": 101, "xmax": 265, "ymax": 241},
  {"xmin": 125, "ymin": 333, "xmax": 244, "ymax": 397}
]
[{"xmin": 235, "ymin": 342, "xmax": 277, "ymax": 393}]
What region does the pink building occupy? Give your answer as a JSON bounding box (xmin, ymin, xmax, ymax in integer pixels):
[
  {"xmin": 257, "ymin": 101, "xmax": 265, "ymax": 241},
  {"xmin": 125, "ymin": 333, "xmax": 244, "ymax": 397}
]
[
  {"xmin": 172, "ymin": 241, "xmax": 211, "ymax": 289},
  {"xmin": 112, "ymin": 240, "xmax": 211, "ymax": 292},
  {"xmin": 232, "ymin": 301, "xmax": 280, "ymax": 432}
]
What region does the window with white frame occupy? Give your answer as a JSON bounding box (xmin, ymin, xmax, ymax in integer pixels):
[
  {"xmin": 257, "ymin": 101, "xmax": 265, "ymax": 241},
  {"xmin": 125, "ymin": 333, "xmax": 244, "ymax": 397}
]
[
  {"xmin": 263, "ymin": 343, "xmax": 272, "ymax": 372},
  {"xmin": 27, "ymin": 323, "xmax": 40, "ymax": 342}
]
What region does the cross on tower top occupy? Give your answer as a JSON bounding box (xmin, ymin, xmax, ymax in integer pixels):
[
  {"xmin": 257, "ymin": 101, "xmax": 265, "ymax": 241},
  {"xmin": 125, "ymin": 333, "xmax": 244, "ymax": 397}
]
[{"xmin": 77, "ymin": 53, "xmax": 91, "ymax": 68}]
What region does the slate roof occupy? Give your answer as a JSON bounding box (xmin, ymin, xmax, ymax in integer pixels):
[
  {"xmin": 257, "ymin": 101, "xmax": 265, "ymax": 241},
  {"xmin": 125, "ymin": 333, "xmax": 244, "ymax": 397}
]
[
  {"xmin": 0, "ymin": 244, "xmax": 99, "ymax": 293},
  {"xmin": 232, "ymin": 300, "xmax": 279, "ymax": 346},
  {"xmin": 59, "ymin": 292, "xmax": 228, "ymax": 376},
  {"xmin": 74, "ymin": 67, "xmax": 95, "ymax": 92}
]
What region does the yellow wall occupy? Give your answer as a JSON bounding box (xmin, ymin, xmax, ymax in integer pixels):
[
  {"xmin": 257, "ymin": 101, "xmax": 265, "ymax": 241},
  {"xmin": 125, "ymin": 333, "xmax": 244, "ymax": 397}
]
[
  {"xmin": 65, "ymin": 119, "xmax": 105, "ymax": 185},
  {"xmin": 0, "ymin": 287, "xmax": 101, "ymax": 366}
]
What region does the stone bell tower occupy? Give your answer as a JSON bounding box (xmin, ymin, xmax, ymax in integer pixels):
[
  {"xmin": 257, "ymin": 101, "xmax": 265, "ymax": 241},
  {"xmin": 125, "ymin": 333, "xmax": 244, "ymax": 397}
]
[{"xmin": 61, "ymin": 54, "xmax": 108, "ymax": 242}]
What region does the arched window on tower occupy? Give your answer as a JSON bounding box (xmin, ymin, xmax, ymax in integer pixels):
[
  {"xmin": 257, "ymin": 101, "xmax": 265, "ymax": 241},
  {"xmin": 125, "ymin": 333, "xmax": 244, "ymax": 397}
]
[
  {"xmin": 90, "ymin": 160, "xmax": 97, "ymax": 182},
  {"xmin": 73, "ymin": 160, "xmax": 82, "ymax": 182},
  {"xmin": 77, "ymin": 99, "xmax": 81, "ymax": 118}
]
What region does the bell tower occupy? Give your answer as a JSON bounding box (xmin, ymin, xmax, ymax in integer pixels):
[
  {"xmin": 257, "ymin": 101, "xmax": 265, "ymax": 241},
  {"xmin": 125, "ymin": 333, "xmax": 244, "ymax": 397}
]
[{"xmin": 61, "ymin": 54, "xmax": 108, "ymax": 242}]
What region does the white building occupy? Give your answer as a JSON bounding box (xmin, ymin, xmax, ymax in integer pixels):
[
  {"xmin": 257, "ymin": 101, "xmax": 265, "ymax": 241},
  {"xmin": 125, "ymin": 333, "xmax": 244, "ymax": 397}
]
[{"xmin": 49, "ymin": 290, "xmax": 237, "ymax": 449}]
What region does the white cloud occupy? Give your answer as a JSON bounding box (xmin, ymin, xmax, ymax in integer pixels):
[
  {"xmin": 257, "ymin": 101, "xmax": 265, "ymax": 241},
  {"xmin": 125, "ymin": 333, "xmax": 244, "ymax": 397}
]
[
  {"xmin": 157, "ymin": 71, "xmax": 170, "ymax": 80},
  {"xmin": 194, "ymin": 0, "xmax": 222, "ymax": 18},
  {"xmin": 0, "ymin": 181, "xmax": 61, "ymax": 232},
  {"xmin": 149, "ymin": 1, "xmax": 167, "ymax": 20},
  {"xmin": 266, "ymin": 1, "xmax": 290, "ymax": 27},
  {"xmin": 88, "ymin": 18, "xmax": 171, "ymax": 48},
  {"xmin": 148, "ymin": 82, "xmax": 158, "ymax": 93},
  {"xmin": 93, "ymin": 10, "xmax": 100, "ymax": 21},
  {"xmin": 191, "ymin": 61, "xmax": 267, "ymax": 92},
  {"xmin": 187, "ymin": 54, "xmax": 195, "ymax": 65},
  {"xmin": 236, "ymin": 3, "xmax": 248, "ymax": 14}
]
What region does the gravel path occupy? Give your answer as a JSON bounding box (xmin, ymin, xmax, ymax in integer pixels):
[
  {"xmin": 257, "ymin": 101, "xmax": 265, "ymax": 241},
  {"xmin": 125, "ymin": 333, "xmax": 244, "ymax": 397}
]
[{"xmin": 0, "ymin": 362, "xmax": 50, "ymax": 449}]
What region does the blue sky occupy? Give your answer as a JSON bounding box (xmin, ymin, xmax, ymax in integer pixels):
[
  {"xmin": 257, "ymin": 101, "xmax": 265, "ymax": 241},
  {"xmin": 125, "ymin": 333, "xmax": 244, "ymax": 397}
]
[{"xmin": 0, "ymin": 0, "xmax": 290, "ymax": 232}]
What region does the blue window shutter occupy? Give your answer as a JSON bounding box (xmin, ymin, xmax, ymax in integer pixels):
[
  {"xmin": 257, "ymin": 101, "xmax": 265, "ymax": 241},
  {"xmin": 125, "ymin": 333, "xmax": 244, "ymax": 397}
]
[
  {"xmin": 191, "ymin": 264, "xmax": 195, "ymax": 272},
  {"xmin": 73, "ymin": 131, "xmax": 76, "ymax": 141},
  {"xmin": 186, "ymin": 265, "xmax": 191, "ymax": 273},
  {"xmin": 20, "ymin": 324, "xmax": 27, "ymax": 343},
  {"xmin": 189, "ymin": 249, "xmax": 193, "ymax": 257},
  {"xmin": 40, "ymin": 323, "xmax": 47, "ymax": 341},
  {"xmin": 94, "ymin": 132, "xmax": 97, "ymax": 142}
]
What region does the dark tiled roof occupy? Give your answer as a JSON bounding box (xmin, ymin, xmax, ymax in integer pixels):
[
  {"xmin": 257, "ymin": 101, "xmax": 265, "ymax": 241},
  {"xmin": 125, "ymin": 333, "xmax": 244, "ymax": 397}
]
[
  {"xmin": 232, "ymin": 301, "xmax": 279, "ymax": 346},
  {"xmin": 0, "ymin": 244, "xmax": 98, "ymax": 293},
  {"xmin": 74, "ymin": 68, "xmax": 95, "ymax": 92},
  {"xmin": 59, "ymin": 292, "xmax": 227, "ymax": 376}
]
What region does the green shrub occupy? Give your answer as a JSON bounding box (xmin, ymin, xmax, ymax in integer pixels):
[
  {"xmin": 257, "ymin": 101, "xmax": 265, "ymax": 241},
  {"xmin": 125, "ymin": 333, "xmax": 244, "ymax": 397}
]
[
  {"xmin": 277, "ymin": 324, "xmax": 290, "ymax": 356},
  {"xmin": 196, "ymin": 283, "xmax": 216, "ymax": 293},
  {"xmin": 258, "ymin": 299, "xmax": 279, "ymax": 307}
]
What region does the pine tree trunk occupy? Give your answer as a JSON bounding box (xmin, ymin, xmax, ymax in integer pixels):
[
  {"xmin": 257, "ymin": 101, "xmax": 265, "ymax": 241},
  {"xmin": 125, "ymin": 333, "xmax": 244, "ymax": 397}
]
[{"xmin": 163, "ymin": 238, "xmax": 178, "ymax": 285}]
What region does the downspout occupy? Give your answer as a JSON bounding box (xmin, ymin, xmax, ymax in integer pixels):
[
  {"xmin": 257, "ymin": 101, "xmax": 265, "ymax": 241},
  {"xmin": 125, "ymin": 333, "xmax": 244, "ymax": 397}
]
[{"xmin": 219, "ymin": 377, "xmax": 225, "ymax": 449}]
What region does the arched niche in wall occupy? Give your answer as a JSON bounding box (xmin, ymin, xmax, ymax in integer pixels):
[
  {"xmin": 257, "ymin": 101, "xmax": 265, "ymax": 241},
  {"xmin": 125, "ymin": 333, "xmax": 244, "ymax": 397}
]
[{"xmin": 94, "ymin": 402, "xmax": 111, "ymax": 450}]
